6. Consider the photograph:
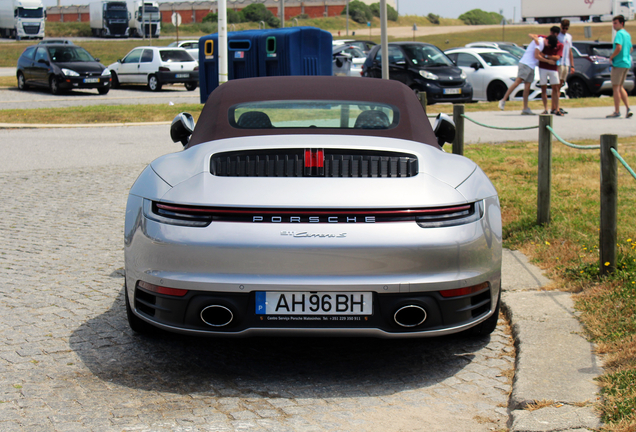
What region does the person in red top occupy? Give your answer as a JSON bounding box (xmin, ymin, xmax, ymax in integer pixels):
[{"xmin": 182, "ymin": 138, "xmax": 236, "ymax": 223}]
[{"xmin": 532, "ymin": 27, "xmax": 564, "ymax": 115}]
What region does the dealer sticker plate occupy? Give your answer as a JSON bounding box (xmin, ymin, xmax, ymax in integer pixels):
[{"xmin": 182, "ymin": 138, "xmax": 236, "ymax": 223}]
[
  {"xmin": 443, "ymin": 88, "xmax": 461, "ymax": 95},
  {"xmin": 255, "ymin": 291, "xmax": 372, "ymax": 315}
]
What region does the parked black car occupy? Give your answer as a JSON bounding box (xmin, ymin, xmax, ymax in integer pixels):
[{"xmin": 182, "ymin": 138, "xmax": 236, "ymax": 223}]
[
  {"xmin": 572, "ymin": 41, "xmax": 636, "ymax": 96},
  {"xmin": 16, "ymin": 44, "xmax": 111, "ymax": 95},
  {"xmin": 362, "ymin": 42, "xmax": 472, "ymax": 105},
  {"xmin": 566, "ymin": 45, "xmax": 635, "ymax": 98}
]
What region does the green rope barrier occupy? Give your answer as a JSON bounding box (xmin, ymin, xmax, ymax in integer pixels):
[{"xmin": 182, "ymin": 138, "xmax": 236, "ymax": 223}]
[
  {"xmin": 611, "ymin": 147, "xmax": 636, "ymax": 180},
  {"xmin": 461, "ymin": 113, "xmax": 539, "ymax": 130},
  {"xmin": 546, "ymin": 125, "xmax": 600, "ymax": 150}
]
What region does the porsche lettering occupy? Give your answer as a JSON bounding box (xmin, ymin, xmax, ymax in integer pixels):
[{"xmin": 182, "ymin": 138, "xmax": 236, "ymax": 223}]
[{"xmin": 253, "ymin": 216, "xmax": 376, "ymax": 223}]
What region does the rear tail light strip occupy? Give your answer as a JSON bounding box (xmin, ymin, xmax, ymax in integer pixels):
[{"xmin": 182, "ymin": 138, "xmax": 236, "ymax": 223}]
[{"xmin": 146, "ymin": 200, "xmax": 483, "ymax": 226}]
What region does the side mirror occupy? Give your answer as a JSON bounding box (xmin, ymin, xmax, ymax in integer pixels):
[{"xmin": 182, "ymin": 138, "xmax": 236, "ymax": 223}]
[
  {"xmin": 117, "ymin": 59, "xmax": 122, "ymax": 63},
  {"xmin": 170, "ymin": 113, "xmax": 195, "ymax": 146},
  {"xmin": 95, "ymin": 58, "xmax": 100, "ymax": 62},
  {"xmin": 471, "ymin": 62, "xmax": 481, "ymax": 70},
  {"xmin": 433, "ymin": 113, "xmax": 455, "ymax": 147}
]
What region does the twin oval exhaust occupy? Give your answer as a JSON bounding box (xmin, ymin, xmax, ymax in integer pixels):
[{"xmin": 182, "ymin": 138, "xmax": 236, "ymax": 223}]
[{"xmin": 200, "ymin": 304, "xmax": 427, "ymax": 328}]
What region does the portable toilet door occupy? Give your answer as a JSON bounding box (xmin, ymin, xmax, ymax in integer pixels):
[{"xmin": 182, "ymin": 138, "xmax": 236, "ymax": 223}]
[{"xmin": 199, "ymin": 34, "xmax": 218, "ymax": 104}]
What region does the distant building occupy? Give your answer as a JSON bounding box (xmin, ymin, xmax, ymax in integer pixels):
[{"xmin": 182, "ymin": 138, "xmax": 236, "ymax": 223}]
[{"xmin": 46, "ymin": 0, "xmax": 397, "ymax": 25}]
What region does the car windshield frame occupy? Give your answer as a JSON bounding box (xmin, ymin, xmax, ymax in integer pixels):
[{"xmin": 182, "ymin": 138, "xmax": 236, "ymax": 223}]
[
  {"xmin": 47, "ymin": 46, "xmax": 96, "ymax": 63},
  {"xmin": 229, "ymin": 100, "xmax": 399, "ymax": 130},
  {"xmin": 401, "ymin": 44, "xmax": 455, "ymax": 67}
]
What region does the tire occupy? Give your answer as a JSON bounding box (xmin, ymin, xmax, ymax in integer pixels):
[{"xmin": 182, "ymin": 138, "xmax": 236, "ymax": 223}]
[
  {"xmin": 17, "ymin": 72, "xmax": 28, "ymax": 90},
  {"xmin": 110, "ymin": 71, "xmax": 120, "ymax": 89},
  {"xmin": 184, "ymin": 81, "xmax": 197, "ymax": 91},
  {"xmin": 148, "ymin": 75, "xmax": 162, "ymax": 92},
  {"xmin": 50, "ymin": 76, "xmax": 62, "ymax": 95},
  {"xmin": 487, "ymin": 80, "xmax": 508, "ymax": 102},
  {"xmin": 463, "ymin": 292, "xmax": 500, "ymax": 337},
  {"xmin": 567, "ymin": 77, "xmax": 590, "ymax": 98},
  {"xmin": 125, "ymin": 283, "xmax": 157, "ymax": 335},
  {"xmin": 98, "ymin": 87, "xmax": 109, "ymax": 95}
]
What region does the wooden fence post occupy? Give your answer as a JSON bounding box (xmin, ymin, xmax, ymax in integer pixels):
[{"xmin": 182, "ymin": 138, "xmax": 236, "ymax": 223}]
[
  {"xmin": 418, "ymin": 91, "xmax": 427, "ymax": 110},
  {"xmin": 453, "ymin": 104, "xmax": 464, "ymax": 156},
  {"xmin": 537, "ymin": 114, "xmax": 552, "ymax": 225},
  {"xmin": 600, "ymin": 134, "xmax": 618, "ymax": 276}
]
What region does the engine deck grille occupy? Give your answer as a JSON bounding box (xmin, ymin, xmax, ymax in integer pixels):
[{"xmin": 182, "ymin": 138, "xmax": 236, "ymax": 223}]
[{"xmin": 210, "ymin": 149, "xmax": 418, "ymax": 178}]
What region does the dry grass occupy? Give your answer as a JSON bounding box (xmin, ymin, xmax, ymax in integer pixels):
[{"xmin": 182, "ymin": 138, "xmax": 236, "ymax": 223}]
[{"xmin": 524, "ymin": 399, "xmax": 557, "ymax": 411}]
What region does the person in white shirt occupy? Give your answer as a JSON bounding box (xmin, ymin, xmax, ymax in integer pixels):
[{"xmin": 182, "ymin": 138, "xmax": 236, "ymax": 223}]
[
  {"xmin": 556, "ymin": 19, "xmax": 574, "ymax": 115},
  {"xmin": 499, "ymin": 35, "xmax": 546, "ymax": 115}
]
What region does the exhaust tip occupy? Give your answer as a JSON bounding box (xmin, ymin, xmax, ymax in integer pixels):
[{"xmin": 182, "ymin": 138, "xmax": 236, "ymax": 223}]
[
  {"xmin": 394, "ymin": 305, "xmax": 427, "ymax": 328},
  {"xmin": 200, "ymin": 305, "xmax": 234, "ymax": 327}
]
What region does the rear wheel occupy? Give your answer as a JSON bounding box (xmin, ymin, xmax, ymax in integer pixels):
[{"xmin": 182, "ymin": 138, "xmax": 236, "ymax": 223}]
[
  {"xmin": 487, "ymin": 80, "xmax": 507, "ymax": 102},
  {"xmin": 463, "ymin": 292, "xmax": 500, "ymax": 337},
  {"xmin": 50, "ymin": 76, "xmax": 62, "ymax": 95},
  {"xmin": 148, "ymin": 75, "xmax": 162, "ymax": 92},
  {"xmin": 567, "ymin": 77, "xmax": 590, "ymax": 98},
  {"xmin": 184, "ymin": 81, "xmax": 197, "ymax": 91},
  {"xmin": 125, "ymin": 283, "xmax": 157, "ymax": 335},
  {"xmin": 17, "ymin": 72, "xmax": 28, "ymax": 90}
]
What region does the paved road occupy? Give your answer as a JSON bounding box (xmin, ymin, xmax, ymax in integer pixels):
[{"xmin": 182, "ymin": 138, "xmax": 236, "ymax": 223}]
[
  {"xmin": 0, "ymin": 126, "xmax": 513, "ymax": 431},
  {"xmin": 0, "ymin": 85, "xmax": 200, "ymax": 109}
]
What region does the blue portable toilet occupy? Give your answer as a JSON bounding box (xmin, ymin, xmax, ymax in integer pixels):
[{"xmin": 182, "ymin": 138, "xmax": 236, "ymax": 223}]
[
  {"xmin": 257, "ymin": 27, "xmax": 332, "ymax": 77},
  {"xmin": 199, "ymin": 27, "xmax": 332, "ymax": 103}
]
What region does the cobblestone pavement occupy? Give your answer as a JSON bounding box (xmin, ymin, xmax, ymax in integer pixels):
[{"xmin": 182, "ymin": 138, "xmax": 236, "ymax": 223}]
[{"xmin": 0, "ymin": 140, "xmax": 514, "ymax": 430}]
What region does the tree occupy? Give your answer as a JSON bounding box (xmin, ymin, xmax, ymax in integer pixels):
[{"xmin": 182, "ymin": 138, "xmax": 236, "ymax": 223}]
[
  {"xmin": 369, "ymin": 3, "xmax": 398, "ymax": 21},
  {"xmin": 341, "ymin": 0, "xmax": 373, "ymax": 24},
  {"xmin": 202, "ymin": 10, "xmax": 245, "ymax": 24},
  {"xmin": 458, "ymin": 9, "xmax": 504, "ymax": 25},
  {"xmin": 241, "ymin": 3, "xmax": 279, "ymax": 27}
]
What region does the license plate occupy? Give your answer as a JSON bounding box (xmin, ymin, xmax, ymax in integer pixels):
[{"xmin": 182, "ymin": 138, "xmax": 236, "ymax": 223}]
[
  {"xmin": 444, "ymin": 88, "xmax": 461, "ymax": 95},
  {"xmin": 84, "ymin": 78, "xmax": 99, "ymax": 83},
  {"xmin": 175, "ymin": 73, "xmax": 189, "ymax": 78},
  {"xmin": 255, "ymin": 291, "xmax": 373, "ymax": 315}
]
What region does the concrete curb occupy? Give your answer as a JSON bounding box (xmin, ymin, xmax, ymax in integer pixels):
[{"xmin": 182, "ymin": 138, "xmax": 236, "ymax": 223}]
[
  {"xmin": 501, "ymin": 249, "xmax": 603, "ymax": 431},
  {"xmin": 0, "ymin": 121, "xmax": 171, "ymax": 129}
]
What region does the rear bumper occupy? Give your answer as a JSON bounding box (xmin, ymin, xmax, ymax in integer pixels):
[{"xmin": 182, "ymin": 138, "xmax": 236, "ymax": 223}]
[{"xmin": 157, "ymin": 70, "xmax": 198, "ymax": 85}]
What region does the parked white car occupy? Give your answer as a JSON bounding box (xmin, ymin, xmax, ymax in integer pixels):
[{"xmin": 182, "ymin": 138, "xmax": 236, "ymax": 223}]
[
  {"xmin": 168, "ymin": 40, "xmax": 199, "ymax": 61},
  {"xmin": 332, "ymin": 44, "xmax": 365, "ymax": 77},
  {"xmin": 445, "ymin": 47, "xmax": 567, "ymax": 102},
  {"xmin": 108, "ymin": 46, "xmax": 198, "ymax": 92}
]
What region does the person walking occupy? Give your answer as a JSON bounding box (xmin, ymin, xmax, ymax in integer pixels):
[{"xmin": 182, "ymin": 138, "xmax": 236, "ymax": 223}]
[
  {"xmin": 498, "ymin": 35, "xmax": 545, "ymax": 115},
  {"xmin": 556, "ymin": 19, "xmax": 574, "ymax": 115},
  {"xmin": 607, "ymin": 15, "xmax": 633, "ymax": 118}
]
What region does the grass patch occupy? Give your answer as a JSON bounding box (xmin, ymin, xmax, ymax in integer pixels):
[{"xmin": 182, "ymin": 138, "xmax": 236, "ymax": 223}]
[
  {"xmin": 466, "ymin": 137, "xmax": 636, "ymax": 430},
  {"xmin": 2, "ymin": 97, "xmax": 636, "ymax": 124},
  {"xmin": 0, "ymin": 104, "xmax": 203, "ymax": 124}
]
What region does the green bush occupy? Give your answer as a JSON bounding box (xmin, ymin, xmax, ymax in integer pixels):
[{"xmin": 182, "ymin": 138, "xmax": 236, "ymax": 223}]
[
  {"xmin": 341, "ymin": 0, "xmax": 372, "ymax": 24},
  {"xmin": 203, "ymin": 10, "xmax": 244, "ymax": 24},
  {"xmin": 458, "ymin": 9, "xmax": 503, "ymax": 25},
  {"xmin": 369, "ymin": 3, "xmax": 398, "ymax": 21},
  {"xmin": 427, "ymin": 13, "xmax": 440, "ymax": 25},
  {"xmin": 241, "ymin": 3, "xmax": 279, "ymax": 27}
]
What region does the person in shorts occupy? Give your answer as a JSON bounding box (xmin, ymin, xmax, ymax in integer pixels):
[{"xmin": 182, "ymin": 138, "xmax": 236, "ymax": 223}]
[
  {"xmin": 607, "ymin": 15, "xmax": 633, "ymax": 118},
  {"xmin": 556, "ymin": 19, "xmax": 574, "ymax": 114},
  {"xmin": 537, "ymin": 29, "xmax": 563, "ymax": 115},
  {"xmin": 499, "ymin": 35, "xmax": 545, "ymax": 115}
]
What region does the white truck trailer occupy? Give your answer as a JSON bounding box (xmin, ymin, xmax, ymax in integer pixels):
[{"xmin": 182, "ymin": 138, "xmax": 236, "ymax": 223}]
[
  {"xmin": 90, "ymin": 1, "xmax": 129, "ymax": 38},
  {"xmin": 0, "ymin": 0, "xmax": 45, "ymax": 40},
  {"xmin": 521, "ymin": 0, "xmax": 634, "ymax": 23},
  {"xmin": 127, "ymin": 0, "xmax": 160, "ymax": 38}
]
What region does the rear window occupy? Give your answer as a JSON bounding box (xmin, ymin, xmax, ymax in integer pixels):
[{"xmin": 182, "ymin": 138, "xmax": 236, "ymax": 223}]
[
  {"xmin": 229, "ymin": 100, "xmax": 399, "ymax": 130},
  {"xmin": 160, "ymin": 50, "xmax": 194, "ymax": 62}
]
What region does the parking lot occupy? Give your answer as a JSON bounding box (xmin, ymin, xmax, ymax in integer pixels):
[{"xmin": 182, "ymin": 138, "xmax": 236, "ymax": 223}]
[{"xmin": 0, "ymin": 116, "xmax": 515, "ymax": 431}]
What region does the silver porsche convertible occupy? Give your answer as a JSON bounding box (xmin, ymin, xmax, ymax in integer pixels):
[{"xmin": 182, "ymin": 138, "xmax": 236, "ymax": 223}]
[{"xmin": 124, "ymin": 76, "xmax": 502, "ymax": 338}]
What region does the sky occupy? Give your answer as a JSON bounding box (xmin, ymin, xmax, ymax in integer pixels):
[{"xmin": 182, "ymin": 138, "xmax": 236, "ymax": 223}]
[{"xmin": 397, "ymin": 0, "xmax": 523, "ymax": 22}]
